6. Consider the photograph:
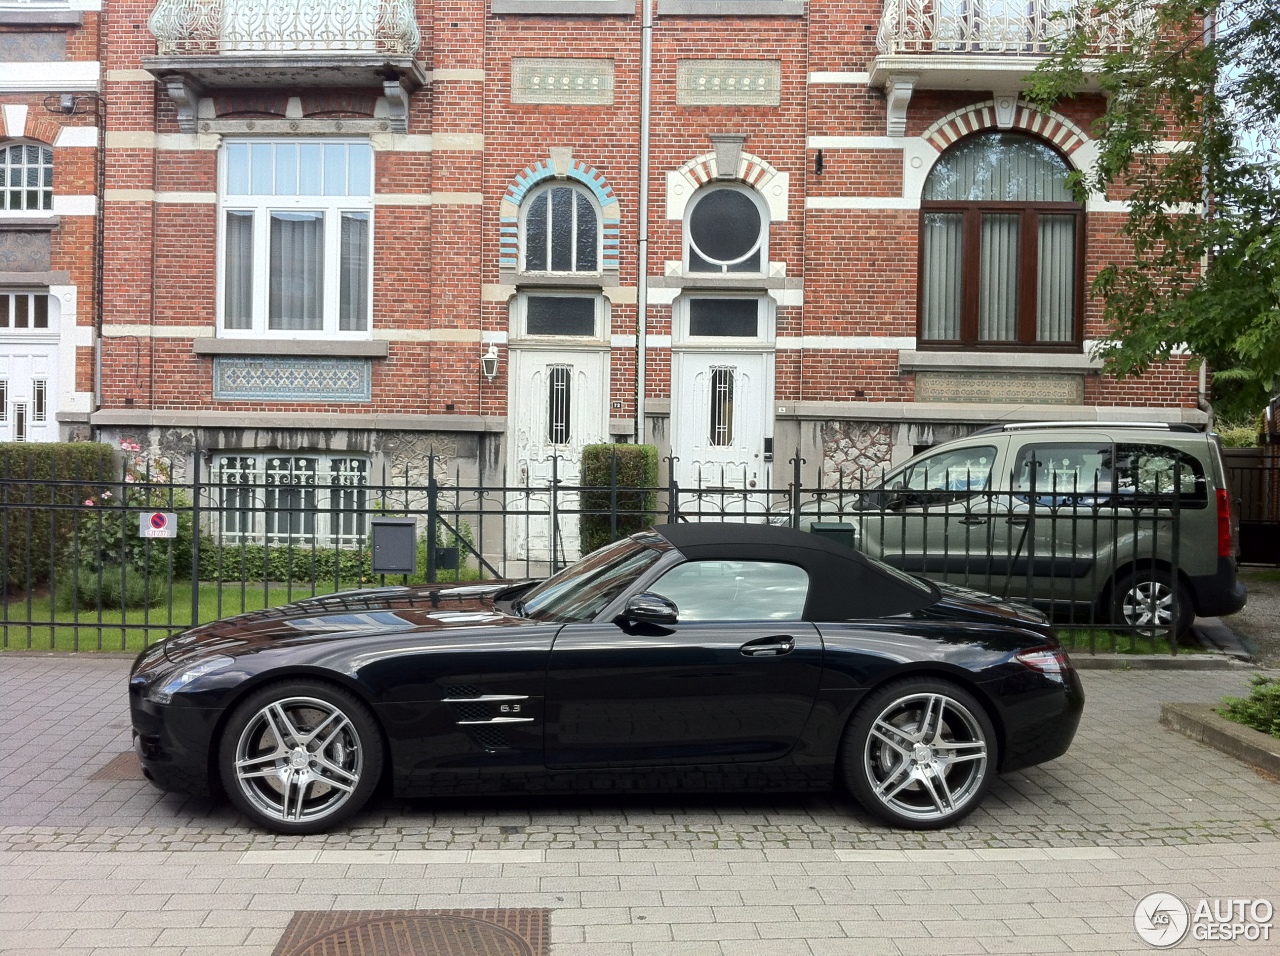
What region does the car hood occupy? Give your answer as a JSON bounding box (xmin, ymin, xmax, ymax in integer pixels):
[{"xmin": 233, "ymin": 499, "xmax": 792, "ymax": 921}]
[
  {"xmin": 914, "ymin": 582, "xmax": 1054, "ymax": 634},
  {"xmin": 162, "ymin": 582, "xmax": 531, "ymax": 662}
]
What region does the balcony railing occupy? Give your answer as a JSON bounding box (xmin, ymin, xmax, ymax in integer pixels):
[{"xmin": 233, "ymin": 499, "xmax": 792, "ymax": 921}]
[
  {"xmin": 148, "ymin": 0, "xmax": 421, "ymax": 57},
  {"xmin": 876, "ymin": 0, "xmax": 1152, "ymax": 57}
]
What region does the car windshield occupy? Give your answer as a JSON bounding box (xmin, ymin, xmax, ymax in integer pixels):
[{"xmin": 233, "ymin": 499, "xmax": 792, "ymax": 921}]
[{"xmin": 519, "ymin": 533, "xmax": 668, "ymax": 624}]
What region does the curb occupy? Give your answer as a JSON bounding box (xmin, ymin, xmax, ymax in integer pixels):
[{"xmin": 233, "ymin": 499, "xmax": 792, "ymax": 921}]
[
  {"xmin": 1160, "ymin": 702, "xmax": 1280, "ymax": 778},
  {"xmin": 1070, "ymin": 653, "xmax": 1248, "ymax": 670}
]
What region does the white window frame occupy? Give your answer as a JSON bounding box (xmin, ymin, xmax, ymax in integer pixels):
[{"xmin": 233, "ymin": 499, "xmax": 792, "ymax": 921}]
[
  {"xmin": 510, "ymin": 291, "xmax": 609, "ymax": 346},
  {"xmin": 672, "ymin": 293, "xmax": 775, "ymax": 349},
  {"xmin": 0, "ymin": 140, "xmax": 54, "ymax": 214},
  {"xmin": 682, "ymin": 182, "xmax": 770, "ymax": 276},
  {"xmin": 519, "ymin": 181, "xmax": 603, "ymax": 275},
  {"xmin": 216, "ymin": 139, "xmax": 375, "ymax": 340}
]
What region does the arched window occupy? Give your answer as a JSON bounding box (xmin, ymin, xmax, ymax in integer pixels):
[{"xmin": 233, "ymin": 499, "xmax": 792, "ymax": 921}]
[
  {"xmin": 919, "ymin": 132, "xmax": 1082, "ymax": 349},
  {"xmin": 2, "ymin": 141, "xmax": 53, "ymax": 212},
  {"xmin": 522, "ymin": 183, "xmax": 599, "ymax": 273},
  {"xmin": 684, "ymin": 184, "xmax": 768, "ymax": 274}
]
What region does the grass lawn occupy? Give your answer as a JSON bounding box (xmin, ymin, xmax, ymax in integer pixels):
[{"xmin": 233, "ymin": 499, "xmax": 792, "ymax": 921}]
[
  {"xmin": 1057, "ymin": 629, "xmax": 1206, "ymax": 655},
  {"xmin": 1, "ymin": 580, "xmax": 356, "ymax": 653}
]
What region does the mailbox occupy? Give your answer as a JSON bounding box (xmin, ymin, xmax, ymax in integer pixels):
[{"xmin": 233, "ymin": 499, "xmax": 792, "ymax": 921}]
[
  {"xmin": 809, "ymin": 521, "xmax": 856, "ymax": 550},
  {"xmin": 370, "ymin": 517, "xmax": 418, "ymax": 575}
]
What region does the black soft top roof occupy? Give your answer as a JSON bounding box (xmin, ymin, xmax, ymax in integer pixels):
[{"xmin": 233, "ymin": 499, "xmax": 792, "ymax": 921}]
[{"xmin": 652, "ymin": 522, "xmax": 940, "ymax": 620}]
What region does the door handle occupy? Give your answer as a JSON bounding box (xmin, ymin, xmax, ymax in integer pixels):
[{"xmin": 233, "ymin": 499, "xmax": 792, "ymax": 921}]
[
  {"xmin": 958, "ymin": 516, "xmax": 988, "ymax": 526},
  {"xmin": 740, "ymin": 636, "xmax": 795, "ymax": 657}
]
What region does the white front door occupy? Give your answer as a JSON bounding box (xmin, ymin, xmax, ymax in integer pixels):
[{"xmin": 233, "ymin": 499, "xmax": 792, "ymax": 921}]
[
  {"xmin": 0, "ymin": 343, "xmax": 57, "ymax": 443},
  {"xmin": 506, "ymin": 348, "xmax": 609, "ymax": 568},
  {"xmin": 671, "ymin": 349, "xmax": 773, "ymax": 501}
]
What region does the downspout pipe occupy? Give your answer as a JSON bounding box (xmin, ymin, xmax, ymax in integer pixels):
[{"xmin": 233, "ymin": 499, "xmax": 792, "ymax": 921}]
[
  {"xmin": 635, "ymin": 0, "xmax": 653, "ymax": 444},
  {"xmin": 1196, "ymin": 6, "xmax": 1215, "ymax": 432}
]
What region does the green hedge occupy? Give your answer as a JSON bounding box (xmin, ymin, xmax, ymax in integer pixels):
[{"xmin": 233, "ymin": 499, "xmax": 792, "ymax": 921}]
[
  {"xmin": 0, "ymin": 443, "xmax": 117, "ymax": 590},
  {"xmin": 579, "ymin": 443, "xmax": 659, "ymax": 554},
  {"xmin": 1220, "ymin": 675, "xmax": 1280, "ymax": 739}
]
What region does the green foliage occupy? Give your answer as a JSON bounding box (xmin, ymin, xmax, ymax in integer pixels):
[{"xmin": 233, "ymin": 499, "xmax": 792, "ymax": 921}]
[
  {"xmin": 54, "ymin": 563, "xmax": 167, "ymax": 611},
  {"xmin": 199, "ymin": 539, "xmax": 374, "ymax": 585},
  {"xmin": 579, "ymin": 443, "xmax": 660, "ymax": 554},
  {"xmin": 1219, "ymin": 674, "xmax": 1280, "ymax": 739},
  {"xmin": 1027, "ymin": 0, "xmax": 1280, "ymax": 415},
  {"xmin": 0, "ymin": 443, "xmax": 116, "ymax": 591}
]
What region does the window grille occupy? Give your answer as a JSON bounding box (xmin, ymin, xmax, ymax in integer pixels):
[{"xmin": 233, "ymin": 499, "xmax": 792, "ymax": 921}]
[
  {"xmin": 709, "ymin": 366, "xmax": 734, "ymax": 447},
  {"xmin": 12, "ymin": 403, "xmax": 27, "ymax": 442},
  {"xmin": 328, "ymin": 457, "xmax": 368, "ymax": 545},
  {"xmin": 548, "ymin": 366, "xmax": 572, "ymax": 445},
  {"xmin": 31, "ymin": 380, "xmax": 46, "ymax": 423},
  {"xmin": 264, "ymin": 455, "xmax": 318, "ymax": 542},
  {"xmin": 0, "ymin": 382, "xmax": 7, "ymax": 423},
  {"xmin": 215, "ymin": 453, "xmax": 370, "ymax": 546}
]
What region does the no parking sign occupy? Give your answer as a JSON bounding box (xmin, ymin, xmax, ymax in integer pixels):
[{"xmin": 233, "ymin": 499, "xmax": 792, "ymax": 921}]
[{"xmin": 138, "ymin": 512, "xmax": 178, "ymax": 539}]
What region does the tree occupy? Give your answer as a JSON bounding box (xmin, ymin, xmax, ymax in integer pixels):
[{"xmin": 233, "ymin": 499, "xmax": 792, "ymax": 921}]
[{"xmin": 1027, "ymin": 0, "xmax": 1280, "ymax": 422}]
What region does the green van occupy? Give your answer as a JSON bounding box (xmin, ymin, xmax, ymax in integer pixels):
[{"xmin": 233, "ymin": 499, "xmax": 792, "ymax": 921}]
[{"xmin": 817, "ymin": 422, "xmax": 1246, "ymax": 637}]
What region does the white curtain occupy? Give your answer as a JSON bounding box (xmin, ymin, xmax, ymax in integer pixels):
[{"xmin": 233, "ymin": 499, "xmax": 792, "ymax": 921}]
[
  {"xmin": 921, "ymin": 213, "xmax": 963, "ymax": 341},
  {"xmin": 224, "ymin": 211, "xmax": 254, "ymax": 330},
  {"xmin": 339, "ymin": 212, "xmax": 369, "ymax": 332},
  {"xmin": 269, "ymin": 211, "xmax": 323, "ymax": 330},
  {"xmin": 1037, "ymin": 214, "xmax": 1076, "ymax": 342},
  {"xmin": 979, "ymin": 213, "xmax": 1019, "ymax": 341}
]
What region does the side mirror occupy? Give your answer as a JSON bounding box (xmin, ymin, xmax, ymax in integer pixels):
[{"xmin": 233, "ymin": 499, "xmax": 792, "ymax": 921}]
[{"xmin": 622, "ymin": 592, "xmax": 679, "ymax": 626}]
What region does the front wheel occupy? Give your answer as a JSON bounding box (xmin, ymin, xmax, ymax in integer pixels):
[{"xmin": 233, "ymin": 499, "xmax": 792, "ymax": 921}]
[
  {"xmin": 218, "ymin": 680, "xmax": 383, "ymax": 835},
  {"xmin": 841, "ymin": 678, "xmax": 997, "ymax": 829}
]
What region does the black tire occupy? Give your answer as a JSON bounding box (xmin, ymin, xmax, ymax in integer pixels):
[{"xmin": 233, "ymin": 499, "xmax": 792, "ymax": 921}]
[
  {"xmin": 1109, "ymin": 569, "xmax": 1194, "ymax": 640},
  {"xmin": 841, "ymin": 677, "xmax": 998, "ymax": 830},
  {"xmin": 218, "ymin": 680, "xmax": 383, "ymax": 835}
]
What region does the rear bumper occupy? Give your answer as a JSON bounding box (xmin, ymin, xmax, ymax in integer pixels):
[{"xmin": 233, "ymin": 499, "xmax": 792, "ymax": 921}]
[
  {"xmin": 1189, "ymin": 557, "xmax": 1247, "ymax": 618},
  {"xmin": 989, "ymin": 667, "xmax": 1085, "ymax": 774}
]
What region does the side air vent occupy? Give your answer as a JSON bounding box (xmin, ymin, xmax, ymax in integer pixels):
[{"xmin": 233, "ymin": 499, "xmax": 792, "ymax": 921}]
[
  {"xmin": 471, "ymin": 727, "xmax": 510, "ymax": 750},
  {"xmin": 442, "ymin": 683, "xmax": 481, "ymax": 699},
  {"xmin": 453, "ymin": 702, "xmax": 492, "ymax": 722}
]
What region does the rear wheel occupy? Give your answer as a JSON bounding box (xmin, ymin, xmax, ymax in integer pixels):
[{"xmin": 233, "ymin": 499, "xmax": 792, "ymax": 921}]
[
  {"xmin": 218, "ymin": 680, "xmax": 382, "ymax": 835},
  {"xmin": 841, "ymin": 677, "xmax": 997, "ymax": 829},
  {"xmin": 1110, "ymin": 570, "xmax": 1193, "ymax": 640}
]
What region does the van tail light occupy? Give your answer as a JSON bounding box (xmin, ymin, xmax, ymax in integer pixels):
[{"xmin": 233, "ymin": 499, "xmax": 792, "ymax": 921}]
[
  {"xmin": 1016, "ymin": 647, "xmax": 1072, "ymax": 683},
  {"xmin": 1216, "ymin": 488, "xmax": 1235, "ymax": 558}
]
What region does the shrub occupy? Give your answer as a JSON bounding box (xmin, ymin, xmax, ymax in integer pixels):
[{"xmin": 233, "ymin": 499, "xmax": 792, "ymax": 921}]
[
  {"xmin": 579, "ymin": 443, "xmax": 659, "ymax": 554},
  {"xmin": 0, "ymin": 443, "xmax": 116, "ymax": 592},
  {"xmin": 55, "ymin": 563, "xmax": 167, "ymax": 611},
  {"xmin": 1219, "ymin": 675, "xmax": 1280, "ymax": 739}
]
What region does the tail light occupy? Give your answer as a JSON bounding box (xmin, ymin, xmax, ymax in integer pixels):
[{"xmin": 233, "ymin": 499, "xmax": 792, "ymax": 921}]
[
  {"xmin": 1216, "ymin": 487, "xmax": 1235, "ymax": 558},
  {"xmin": 1016, "ymin": 647, "xmax": 1072, "ymax": 683}
]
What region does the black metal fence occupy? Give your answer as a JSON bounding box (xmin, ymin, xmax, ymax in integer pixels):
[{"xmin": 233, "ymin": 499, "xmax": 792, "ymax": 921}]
[{"xmin": 1, "ymin": 450, "xmax": 1192, "ymax": 654}]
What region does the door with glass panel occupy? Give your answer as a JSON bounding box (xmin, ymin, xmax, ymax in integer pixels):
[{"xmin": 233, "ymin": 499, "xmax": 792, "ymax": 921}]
[
  {"xmin": 506, "ymin": 348, "xmax": 608, "ymax": 568},
  {"xmin": 0, "ymin": 292, "xmax": 57, "ymax": 443}
]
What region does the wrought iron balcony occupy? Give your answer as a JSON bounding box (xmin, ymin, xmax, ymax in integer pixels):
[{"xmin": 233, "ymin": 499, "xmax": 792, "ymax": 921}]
[
  {"xmin": 875, "ymin": 0, "xmax": 1149, "ymax": 57},
  {"xmin": 148, "ymin": 0, "xmax": 420, "ymax": 56}
]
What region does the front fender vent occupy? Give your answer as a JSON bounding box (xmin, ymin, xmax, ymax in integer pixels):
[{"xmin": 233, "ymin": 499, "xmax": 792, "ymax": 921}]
[{"xmin": 442, "ymin": 683, "xmax": 481, "ymax": 699}]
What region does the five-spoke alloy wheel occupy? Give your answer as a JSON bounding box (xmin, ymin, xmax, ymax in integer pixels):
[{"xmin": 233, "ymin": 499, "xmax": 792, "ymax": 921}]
[
  {"xmin": 219, "ymin": 680, "xmax": 382, "ymax": 834},
  {"xmin": 843, "ymin": 678, "xmax": 997, "ymax": 829}
]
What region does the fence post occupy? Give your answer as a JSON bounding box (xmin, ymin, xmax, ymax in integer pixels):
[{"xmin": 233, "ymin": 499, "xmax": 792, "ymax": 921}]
[
  {"xmin": 609, "ymin": 448, "xmax": 618, "ymax": 543},
  {"xmin": 426, "ymin": 454, "xmax": 438, "ymax": 583},
  {"xmin": 666, "ymin": 456, "xmax": 679, "ymax": 522},
  {"xmin": 1170, "ymin": 468, "xmax": 1181, "ymax": 655},
  {"xmin": 549, "ymin": 454, "xmax": 560, "ymax": 571},
  {"xmin": 191, "ymin": 450, "xmax": 201, "ymax": 629},
  {"xmin": 791, "ymin": 450, "xmax": 804, "ymax": 528}
]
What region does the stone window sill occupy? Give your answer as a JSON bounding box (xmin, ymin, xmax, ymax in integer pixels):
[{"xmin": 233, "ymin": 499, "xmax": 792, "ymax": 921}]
[
  {"xmin": 194, "ymin": 339, "xmax": 389, "ymax": 358},
  {"xmin": 899, "ymin": 349, "xmax": 1100, "ymax": 373},
  {"xmin": 492, "ymin": 0, "xmax": 635, "ymax": 14},
  {"xmin": 657, "ymin": 0, "xmax": 804, "ymax": 15},
  {"xmin": 0, "ymin": 10, "xmax": 82, "ymax": 26},
  {"xmin": 503, "ymin": 271, "xmax": 617, "ymax": 288}
]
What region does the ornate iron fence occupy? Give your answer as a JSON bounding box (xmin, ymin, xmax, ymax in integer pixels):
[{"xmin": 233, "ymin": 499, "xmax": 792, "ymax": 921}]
[{"xmin": 1, "ymin": 449, "xmax": 1190, "ymax": 654}]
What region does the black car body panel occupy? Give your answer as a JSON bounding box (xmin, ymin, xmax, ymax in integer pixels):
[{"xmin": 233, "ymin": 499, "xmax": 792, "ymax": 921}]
[{"xmin": 129, "ymin": 523, "xmax": 1083, "ymax": 814}]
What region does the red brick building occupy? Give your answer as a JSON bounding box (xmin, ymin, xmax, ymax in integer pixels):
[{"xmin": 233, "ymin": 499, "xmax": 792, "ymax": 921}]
[
  {"xmin": 76, "ymin": 0, "xmax": 1199, "ymax": 555},
  {"xmin": 0, "ymin": 0, "xmax": 99, "ymax": 443}
]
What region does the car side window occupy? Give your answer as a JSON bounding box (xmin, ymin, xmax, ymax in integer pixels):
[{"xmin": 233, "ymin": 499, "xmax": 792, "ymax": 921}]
[
  {"xmin": 649, "ymin": 561, "xmax": 809, "ymax": 622},
  {"xmin": 883, "ymin": 445, "xmax": 997, "ymax": 506},
  {"xmin": 1114, "ymin": 443, "xmax": 1207, "ymax": 507},
  {"xmin": 1012, "ymin": 443, "xmax": 1112, "ymax": 496}
]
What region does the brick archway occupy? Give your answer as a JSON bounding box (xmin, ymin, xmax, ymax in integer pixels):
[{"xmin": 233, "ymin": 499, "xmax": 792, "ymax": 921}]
[
  {"xmin": 499, "ymin": 157, "xmax": 620, "ymax": 271},
  {"xmin": 922, "ymin": 100, "xmax": 1090, "ymax": 161}
]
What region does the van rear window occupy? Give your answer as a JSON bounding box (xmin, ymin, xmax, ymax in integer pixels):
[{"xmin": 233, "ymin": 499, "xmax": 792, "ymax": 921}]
[{"xmin": 1011, "ymin": 442, "xmax": 1207, "ymax": 508}]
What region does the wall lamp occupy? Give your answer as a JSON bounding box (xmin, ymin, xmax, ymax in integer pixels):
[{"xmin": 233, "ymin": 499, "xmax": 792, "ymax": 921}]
[{"xmin": 481, "ymin": 344, "xmax": 500, "ymax": 380}]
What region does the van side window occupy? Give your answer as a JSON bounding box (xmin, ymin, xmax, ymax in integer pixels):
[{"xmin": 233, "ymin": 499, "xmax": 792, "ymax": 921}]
[
  {"xmin": 1012, "ymin": 443, "xmax": 1111, "ymax": 495},
  {"xmin": 885, "ymin": 445, "xmax": 997, "ymax": 505},
  {"xmin": 1114, "ymin": 444, "xmax": 1207, "ymax": 507}
]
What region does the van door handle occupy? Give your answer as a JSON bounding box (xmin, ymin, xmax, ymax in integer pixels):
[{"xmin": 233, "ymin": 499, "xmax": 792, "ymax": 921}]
[
  {"xmin": 740, "ymin": 636, "xmax": 795, "ymax": 657},
  {"xmin": 958, "ymin": 516, "xmax": 987, "ymax": 526}
]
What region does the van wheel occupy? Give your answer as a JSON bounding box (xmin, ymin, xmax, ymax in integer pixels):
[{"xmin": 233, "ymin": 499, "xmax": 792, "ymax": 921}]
[{"xmin": 1110, "ymin": 570, "xmax": 1194, "ymax": 640}]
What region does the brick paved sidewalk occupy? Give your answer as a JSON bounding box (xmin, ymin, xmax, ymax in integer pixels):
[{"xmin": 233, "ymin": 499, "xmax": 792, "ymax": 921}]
[{"xmin": 1, "ymin": 656, "xmax": 1277, "ymax": 954}]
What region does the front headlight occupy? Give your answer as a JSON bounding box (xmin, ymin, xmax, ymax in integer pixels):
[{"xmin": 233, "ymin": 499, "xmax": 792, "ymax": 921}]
[{"xmin": 147, "ymin": 655, "xmax": 234, "ymax": 704}]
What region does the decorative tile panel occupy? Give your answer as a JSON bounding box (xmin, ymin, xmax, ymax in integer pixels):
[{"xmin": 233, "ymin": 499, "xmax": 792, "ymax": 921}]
[
  {"xmin": 0, "ymin": 231, "xmax": 52, "ymax": 272},
  {"xmin": 676, "ymin": 59, "xmax": 781, "ymax": 107},
  {"xmin": 511, "ymin": 58, "xmax": 614, "ymax": 105},
  {"xmin": 915, "ymin": 370, "xmax": 1085, "ymax": 405},
  {"xmin": 0, "ymin": 32, "xmax": 66, "ymax": 62},
  {"xmin": 213, "ymin": 357, "xmax": 372, "ymax": 402}
]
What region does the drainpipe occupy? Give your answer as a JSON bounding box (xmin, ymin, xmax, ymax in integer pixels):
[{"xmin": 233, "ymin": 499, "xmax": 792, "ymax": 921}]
[
  {"xmin": 635, "ymin": 0, "xmax": 653, "ymax": 444},
  {"xmin": 1196, "ymin": 6, "xmax": 1215, "ymax": 433}
]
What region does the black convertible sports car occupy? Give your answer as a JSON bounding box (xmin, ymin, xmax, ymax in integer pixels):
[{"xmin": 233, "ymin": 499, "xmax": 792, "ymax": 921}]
[{"xmin": 129, "ymin": 523, "xmax": 1083, "ymax": 834}]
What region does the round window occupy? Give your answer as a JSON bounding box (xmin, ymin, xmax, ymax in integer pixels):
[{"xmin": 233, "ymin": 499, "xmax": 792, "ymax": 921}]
[{"xmin": 687, "ymin": 186, "xmax": 765, "ymax": 273}]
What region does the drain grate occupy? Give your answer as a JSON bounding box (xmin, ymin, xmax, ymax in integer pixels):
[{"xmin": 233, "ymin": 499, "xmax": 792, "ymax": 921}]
[
  {"xmin": 272, "ymin": 910, "xmax": 548, "ymax": 956},
  {"xmin": 90, "ymin": 752, "xmax": 144, "ymax": 781}
]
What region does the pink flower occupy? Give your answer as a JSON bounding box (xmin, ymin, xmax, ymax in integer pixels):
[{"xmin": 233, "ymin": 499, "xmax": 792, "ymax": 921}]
[
  {"xmin": 83, "ymin": 499, "xmax": 95, "ymax": 506},
  {"xmin": 100, "ymin": 490, "xmax": 112, "ymax": 499}
]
